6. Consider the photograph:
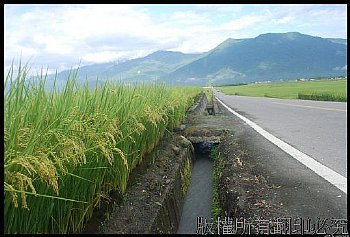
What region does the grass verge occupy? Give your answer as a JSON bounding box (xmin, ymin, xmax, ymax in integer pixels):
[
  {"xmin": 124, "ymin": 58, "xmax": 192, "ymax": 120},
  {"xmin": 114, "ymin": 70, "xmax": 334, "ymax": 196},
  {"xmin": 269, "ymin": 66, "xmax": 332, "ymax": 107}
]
[{"xmin": 217, "ymin": 79, "xmax": 347, "ymax": 102}]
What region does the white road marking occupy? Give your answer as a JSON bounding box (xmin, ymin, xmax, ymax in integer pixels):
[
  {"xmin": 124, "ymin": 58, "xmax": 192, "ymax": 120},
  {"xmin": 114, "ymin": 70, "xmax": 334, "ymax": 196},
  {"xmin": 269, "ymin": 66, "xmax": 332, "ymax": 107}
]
[{"xmin": 216, "ymin": 96, "xmax": 347, "ymax": 194}]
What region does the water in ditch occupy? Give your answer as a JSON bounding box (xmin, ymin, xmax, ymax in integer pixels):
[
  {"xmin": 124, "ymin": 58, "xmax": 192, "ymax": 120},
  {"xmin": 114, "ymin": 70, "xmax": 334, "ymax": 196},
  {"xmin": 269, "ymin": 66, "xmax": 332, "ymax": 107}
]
[{"xmin": 177, "ymin": 146, "xmax": 213, "ymax": 234}]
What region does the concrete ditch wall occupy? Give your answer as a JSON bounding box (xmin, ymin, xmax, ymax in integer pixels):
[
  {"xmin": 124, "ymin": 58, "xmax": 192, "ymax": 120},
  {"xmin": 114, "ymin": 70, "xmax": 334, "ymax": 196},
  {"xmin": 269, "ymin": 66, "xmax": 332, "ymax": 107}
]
[
  {"xmin": 98, "ymin": 93, "xmax": 209, "ymax": 234},
  {"xmin": 99, "ymin": 136, "xmax": 194, "ymax": 234},
  {"xmin": 151, "ymin": 142, "xmax": 193, "ymax": 233},
  {"xmin": 187, "ymin": 93, "xmax": 208, "ymax": 115}
]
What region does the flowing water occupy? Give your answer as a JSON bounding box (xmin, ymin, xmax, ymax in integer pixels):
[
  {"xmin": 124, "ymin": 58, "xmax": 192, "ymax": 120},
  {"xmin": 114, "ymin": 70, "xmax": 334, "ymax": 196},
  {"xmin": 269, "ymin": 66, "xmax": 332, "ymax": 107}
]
[{"xmin": 177, "ymin": 151, "xmax": 213, "ymax": 234}]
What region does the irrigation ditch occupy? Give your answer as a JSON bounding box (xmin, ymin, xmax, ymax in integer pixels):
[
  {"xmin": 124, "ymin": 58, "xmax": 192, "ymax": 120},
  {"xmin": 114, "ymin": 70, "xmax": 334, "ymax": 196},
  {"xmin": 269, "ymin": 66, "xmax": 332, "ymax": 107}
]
[{"xmin": 82, "ymin": 92, "xmax": 289, "ymax": 234}]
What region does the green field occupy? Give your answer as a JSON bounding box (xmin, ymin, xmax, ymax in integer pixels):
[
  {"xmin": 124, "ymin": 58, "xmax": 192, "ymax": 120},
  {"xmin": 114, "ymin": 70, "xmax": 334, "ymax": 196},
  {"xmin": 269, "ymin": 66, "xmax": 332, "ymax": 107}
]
[
  {"xmin": 4, "ymin": 63, "xmax": 202, "ymax": 234},
  {"xmin": 216, "ymin": 79, "xmax": 347, "ymax": 102}
]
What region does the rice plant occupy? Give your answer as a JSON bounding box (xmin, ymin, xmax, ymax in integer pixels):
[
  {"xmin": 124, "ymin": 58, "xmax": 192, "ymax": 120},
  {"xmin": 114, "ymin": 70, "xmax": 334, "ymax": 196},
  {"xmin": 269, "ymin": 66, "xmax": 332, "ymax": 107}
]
[
  {"xmin": 298, "ymin": 91, "xmax": 347, "ymax": 102},
  {"xmin": 4, "ymin": 62, "xmax": 201, "ymax": 233},
  {"xmin": 218, "ymin": 79, "xmax": 347, "ymax": 101}
]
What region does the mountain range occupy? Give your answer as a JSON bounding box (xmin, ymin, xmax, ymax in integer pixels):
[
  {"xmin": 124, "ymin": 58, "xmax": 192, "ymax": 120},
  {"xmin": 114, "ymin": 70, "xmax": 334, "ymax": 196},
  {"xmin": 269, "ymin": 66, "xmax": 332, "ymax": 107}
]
[{"xmin": 47, "ymin": 32, "xmax": 347, "ymax": 87}]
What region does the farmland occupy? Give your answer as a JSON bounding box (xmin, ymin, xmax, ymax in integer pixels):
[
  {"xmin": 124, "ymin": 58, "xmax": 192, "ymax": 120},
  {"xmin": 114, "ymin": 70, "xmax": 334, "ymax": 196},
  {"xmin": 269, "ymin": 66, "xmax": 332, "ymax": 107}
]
[
  {"xmin": 216, "ymin": 79, "xmax": 347, "ymax": 102},
  {"xmin": 4, "ymin": 63, "xmax": 202, "ymax": 234}
]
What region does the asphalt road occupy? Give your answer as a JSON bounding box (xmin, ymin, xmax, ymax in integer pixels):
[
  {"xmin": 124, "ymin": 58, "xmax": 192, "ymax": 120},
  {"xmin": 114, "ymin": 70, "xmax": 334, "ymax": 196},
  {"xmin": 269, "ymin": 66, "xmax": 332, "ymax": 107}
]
[
  {"xmin": 213, "ymin": 96, "xmax": 347, "ymax": 221},
  {"xmin": 214, "ymin": 90, "xmax": 347, "ymax": 178},
  {"xmin": 219, "ymin": 105, "xmax": 348, "ymax": 220},
  {"xmin": 176, "ymin": 96, "xmax": 347, "ymax": 234}
]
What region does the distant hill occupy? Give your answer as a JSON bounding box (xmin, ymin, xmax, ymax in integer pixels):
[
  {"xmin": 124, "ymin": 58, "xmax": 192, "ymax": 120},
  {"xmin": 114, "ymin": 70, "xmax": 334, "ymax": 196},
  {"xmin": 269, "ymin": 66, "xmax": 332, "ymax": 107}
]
[
  {"xmin": 47, "ymin": 50, "xmax": 202, "ymax": 88},
  {"xmin": 162, "ymin": 32, "xmax": 347, "ymax": 85},
  {"xmin": 326, "ymin": 38, "xmax": 347, "ymax": 45},
  {"xmin": 44, "ymin": 32, "xmax": 346, "ymax": 87},
  {"xmin": 100, "ymin": 50, "xmax": 203, "ymax": 83}
]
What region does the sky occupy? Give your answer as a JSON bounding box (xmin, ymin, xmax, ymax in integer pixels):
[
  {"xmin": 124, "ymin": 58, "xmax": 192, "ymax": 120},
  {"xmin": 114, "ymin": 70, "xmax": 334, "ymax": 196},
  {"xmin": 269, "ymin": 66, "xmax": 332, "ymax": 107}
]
[{"xmin": 4, "ymin": 4, "xmax": 347, "ymax": 75}]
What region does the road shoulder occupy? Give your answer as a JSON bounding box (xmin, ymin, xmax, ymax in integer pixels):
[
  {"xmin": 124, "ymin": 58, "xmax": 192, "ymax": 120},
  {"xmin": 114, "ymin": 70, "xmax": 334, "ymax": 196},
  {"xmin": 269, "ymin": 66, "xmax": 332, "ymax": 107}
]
[{"xmin": 213, "ymin": 99, "xmax": 347, "ymax": 234}]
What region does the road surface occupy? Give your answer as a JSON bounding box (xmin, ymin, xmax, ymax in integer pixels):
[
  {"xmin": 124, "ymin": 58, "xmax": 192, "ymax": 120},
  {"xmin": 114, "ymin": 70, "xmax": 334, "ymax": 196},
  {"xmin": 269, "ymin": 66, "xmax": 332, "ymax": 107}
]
[
  {"xmin": 215, "ymin": 90, "xmax": 347, "ymax": 178},
  {"xmin": 213, "ymin": 91, "xmax": 347, "ymax": 222}
]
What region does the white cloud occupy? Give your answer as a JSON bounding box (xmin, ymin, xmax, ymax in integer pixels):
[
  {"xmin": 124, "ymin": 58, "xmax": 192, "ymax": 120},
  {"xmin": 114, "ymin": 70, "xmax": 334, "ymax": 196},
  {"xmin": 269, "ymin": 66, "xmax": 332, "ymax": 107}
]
[
  {"xmin": 5, "ymin": 4, "xmax": 178, "ymax": 72},
  {"xmin": 274, "ymin": 15, "xmax": 296, "ymax": 25},
  {"xmin": 219, "ymin": 15, "xmax": 266, "ymax": 31},
  {"xmin": 172, "ymin": 10, "xmax": 212, "ymax": 25},
  {"xmin": 169, "ymin": 35, "xmax": 225, "ymax": 53},
  {"xmin": 194, "ymin": 4, "xmax": 244, "ymax": 13},
  {"xmin": 251, "ymin": 4, "xmax": 347, "ymax": 38},
  {"xmin": 4, "ymin": 4, "xmax": 347, "ymax": 75},
  {"xmin": 83, "ymin": 51, "xmax": 132, "ymax": 63}
]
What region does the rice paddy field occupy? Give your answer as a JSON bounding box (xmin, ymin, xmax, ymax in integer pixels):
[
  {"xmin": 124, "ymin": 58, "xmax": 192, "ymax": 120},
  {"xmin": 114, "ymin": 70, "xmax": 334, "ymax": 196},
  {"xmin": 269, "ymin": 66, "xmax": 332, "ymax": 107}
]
[
  {"xmin": 216, "ymin": 79, "xmax": 347, "ymax": 102},
  {"xmin": 4, "ymin": 64, "xmax": 202, "ymax": 234}
]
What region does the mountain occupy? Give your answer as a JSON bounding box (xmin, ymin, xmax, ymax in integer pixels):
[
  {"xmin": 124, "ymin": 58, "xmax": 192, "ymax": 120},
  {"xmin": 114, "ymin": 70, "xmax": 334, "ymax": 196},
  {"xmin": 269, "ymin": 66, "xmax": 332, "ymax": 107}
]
[
  {"xmin": 44, "ymin": 32, "xmax": 347, "ymax": 87},
  {"xmin": 100, "ymin": 50, "xmax": 203, "ymax": 83},
  {"xmin": 326, "ymin": 38, "xmax": 347, "ymax": 45},
  {"xmin": 161, "ymin": 32, "xmax": 347, "ymax": 85},
  {"xmin": 47, "ymin": 50, "xmax": 202, "ymax": 88}
]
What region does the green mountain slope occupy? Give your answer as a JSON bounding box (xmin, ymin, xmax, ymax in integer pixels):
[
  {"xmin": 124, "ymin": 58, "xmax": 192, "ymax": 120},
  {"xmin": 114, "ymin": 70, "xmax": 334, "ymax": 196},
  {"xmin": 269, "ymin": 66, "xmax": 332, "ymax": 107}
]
[
  {"xmin": 326, "ymin": 38, "xmax": 347, "ymax": 45},
  {"xmin": 100, "ymin": 50, "xmax": 203, "ymax": 82},
  {"xmin": 48, "ymin": 50, "xmax": 202, "ymax": 87},
  {"xmin": 162, "ymin": 32, "xmax": 347, "ymax": 85},
  {"xmin": 43, "ymin": 32, "xmax": 346, "ymax": 87}
]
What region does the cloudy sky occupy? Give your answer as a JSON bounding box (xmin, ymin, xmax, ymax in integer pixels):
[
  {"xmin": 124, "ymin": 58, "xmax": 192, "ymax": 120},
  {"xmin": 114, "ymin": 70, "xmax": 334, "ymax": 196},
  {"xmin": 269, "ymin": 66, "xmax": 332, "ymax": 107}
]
[{"xmin": 4, "ymin": 4, "xmax": 347, "ymax": 75}]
